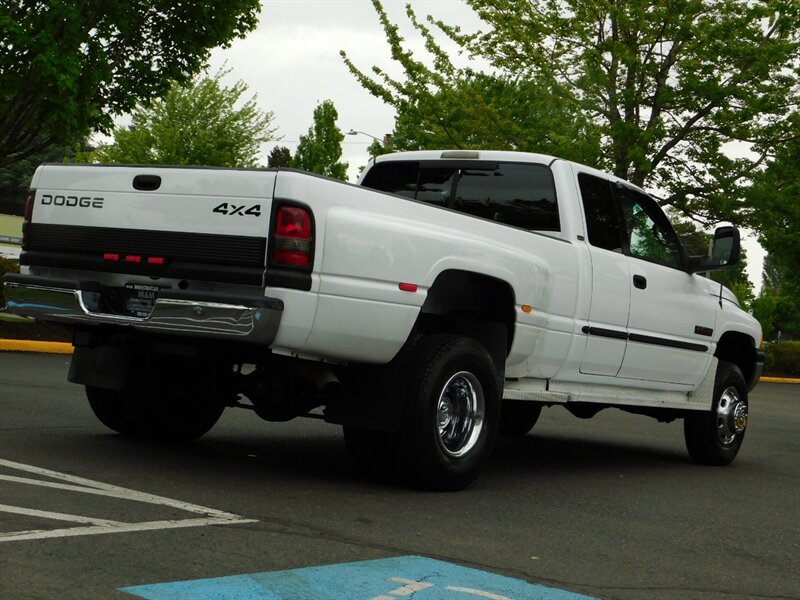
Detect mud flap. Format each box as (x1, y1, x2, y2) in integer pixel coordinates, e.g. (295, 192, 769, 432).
(68, 345, 131, 391)
(327, 321, 506, 432)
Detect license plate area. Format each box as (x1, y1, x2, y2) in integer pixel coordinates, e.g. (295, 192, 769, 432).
(124, 284, 159, 317)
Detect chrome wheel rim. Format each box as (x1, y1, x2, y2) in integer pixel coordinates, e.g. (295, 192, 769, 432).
(716, 386, 747, 446)
(436, 371, 484, 458)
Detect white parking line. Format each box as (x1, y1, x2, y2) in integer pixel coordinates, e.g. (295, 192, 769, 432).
(0, 459, 258, 542)
(0, 504, 123, 526)
(446, 586, 513, 599)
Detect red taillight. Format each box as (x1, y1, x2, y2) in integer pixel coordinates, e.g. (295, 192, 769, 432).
(124, 255, 142, 263)
(21, 192, 34, 246)
(272, 205, 312, 267)
(24, 193, 34, 222)
(147, 256, 165, 265)
(103, 253, 120, 261)
(276, 206, 311, 239)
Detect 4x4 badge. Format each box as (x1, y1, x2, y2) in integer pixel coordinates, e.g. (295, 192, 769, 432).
(213, 203, 261, 217)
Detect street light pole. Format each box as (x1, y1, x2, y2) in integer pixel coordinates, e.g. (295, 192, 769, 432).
(346, 130, 393, 150)
(346, 129, 380, 142)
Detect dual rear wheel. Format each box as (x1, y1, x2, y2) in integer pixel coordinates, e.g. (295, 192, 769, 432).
(345, 334, 502, 491)
(85, 359, 225, 441)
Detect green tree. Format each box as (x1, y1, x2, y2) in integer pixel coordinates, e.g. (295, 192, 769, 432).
(746, 112, 799, 340)
(0, 0, 260, 167)
(745, 112, 800, 292)
(292, 100, 348, 180)
(753, 288, 800, 342)
(0, 141, 89, 215)
(366, 138, 388, 159)
(753, 254, 800, 341)
(267, 146, 293, 168)
(671, 218, 711, 257)
(91, 73, 278, 168)
(342, 0, 799, 226)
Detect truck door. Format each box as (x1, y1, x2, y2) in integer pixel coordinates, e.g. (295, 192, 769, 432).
(613, 186, 715, 385)
(575, 171, 631, 377)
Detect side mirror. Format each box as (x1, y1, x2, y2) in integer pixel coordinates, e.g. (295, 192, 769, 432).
(686, 226, 741, 274)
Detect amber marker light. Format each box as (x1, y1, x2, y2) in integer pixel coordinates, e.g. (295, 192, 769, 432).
(521, 305, 533, 313)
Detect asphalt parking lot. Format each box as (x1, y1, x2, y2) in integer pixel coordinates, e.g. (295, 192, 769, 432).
(1, 351, 798, 599)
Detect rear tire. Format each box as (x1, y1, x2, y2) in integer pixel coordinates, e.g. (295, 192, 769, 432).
(397, 334, 501, 491)
(684, 360, 748, 466)
(129, 372, 225, 441)
(86, 359, 226, 441)
(86, 386, 134, 434)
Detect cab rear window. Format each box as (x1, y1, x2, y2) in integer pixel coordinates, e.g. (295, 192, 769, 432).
(362, 161, 560, 231)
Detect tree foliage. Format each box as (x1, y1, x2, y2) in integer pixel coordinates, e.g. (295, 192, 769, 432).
(744, 111, 799, 340)
(90, 73, 278, 168)
(753, 254, 800, 341)
(0, 141, 87, 215)
(342, 0, 799, 226)
(292, 100, 348, 180)
(267, 146, 293, 168)
(746, 112, 800, 290)
(0, 0, 260, 166)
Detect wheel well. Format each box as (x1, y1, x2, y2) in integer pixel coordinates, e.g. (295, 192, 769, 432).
(715, 331, 757, 384)
(413, 270, 515, 366)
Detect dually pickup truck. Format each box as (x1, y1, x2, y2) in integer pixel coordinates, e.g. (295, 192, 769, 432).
(4, 150, 764, 490)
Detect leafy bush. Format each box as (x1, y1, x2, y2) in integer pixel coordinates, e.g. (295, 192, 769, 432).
(0, 257, 19, 307)
(763, 341, 800, 376)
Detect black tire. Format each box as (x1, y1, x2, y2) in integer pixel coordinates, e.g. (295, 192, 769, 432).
(87, 361, 225, 441)
(684, 360, 748, 466)
(499, 400, 542, 436)
(398, 334, 501, 491)
(129, 376, 225, 441)
(86, 385, 134, 434)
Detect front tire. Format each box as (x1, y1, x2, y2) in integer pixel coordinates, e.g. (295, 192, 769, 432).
(684, 360, 748, 466)
(398, 334, 501, 491)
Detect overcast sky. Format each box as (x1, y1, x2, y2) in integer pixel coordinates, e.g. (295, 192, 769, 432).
(206, 0, 764, 290)
(207, 0, 479, 180)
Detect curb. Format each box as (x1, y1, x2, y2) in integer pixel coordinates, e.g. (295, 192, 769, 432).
(0, 339, 74, 354)
(760, 376, 800, 384)
(2, 339, 799, 384)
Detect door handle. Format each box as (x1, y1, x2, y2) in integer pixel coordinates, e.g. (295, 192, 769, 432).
(633, 274, 647, 289)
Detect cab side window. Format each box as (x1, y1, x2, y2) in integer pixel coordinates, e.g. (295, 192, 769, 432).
(578, 173, 685, 269)
(615, 186, 683, 268)
(578, 173, 624, 251)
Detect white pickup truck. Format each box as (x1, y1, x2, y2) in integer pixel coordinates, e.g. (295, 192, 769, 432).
(3, 150, 764, 490)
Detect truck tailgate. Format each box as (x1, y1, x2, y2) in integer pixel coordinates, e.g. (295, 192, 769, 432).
(24, 165, 276, 286)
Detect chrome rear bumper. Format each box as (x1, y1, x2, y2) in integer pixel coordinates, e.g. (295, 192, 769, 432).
(3, 274, 283, 345)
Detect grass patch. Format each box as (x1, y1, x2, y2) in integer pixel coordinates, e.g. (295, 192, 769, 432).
(0, 213, 23, 240)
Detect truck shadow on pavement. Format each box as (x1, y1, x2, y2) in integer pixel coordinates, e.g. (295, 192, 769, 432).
(60, 415, 692, 493)
(491, 432, 689, 475)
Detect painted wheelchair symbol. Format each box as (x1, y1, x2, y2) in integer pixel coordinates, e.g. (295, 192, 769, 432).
(373, 576, 513, 600)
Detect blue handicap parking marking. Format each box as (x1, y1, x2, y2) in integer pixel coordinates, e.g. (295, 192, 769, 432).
(121, 555, 597, 599)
